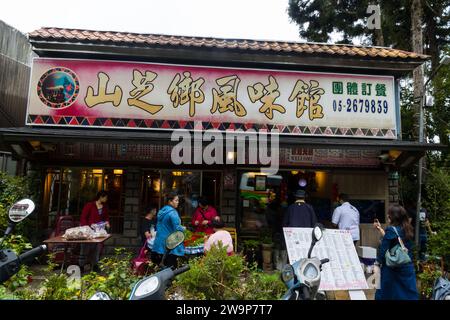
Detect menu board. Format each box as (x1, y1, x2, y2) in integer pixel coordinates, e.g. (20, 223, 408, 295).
(283, 228, 368, 291)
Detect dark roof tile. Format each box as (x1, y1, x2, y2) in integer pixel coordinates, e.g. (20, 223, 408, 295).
(28, 27, 429, 61)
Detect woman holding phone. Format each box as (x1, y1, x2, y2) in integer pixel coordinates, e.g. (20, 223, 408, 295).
(373, 205, 418, 300)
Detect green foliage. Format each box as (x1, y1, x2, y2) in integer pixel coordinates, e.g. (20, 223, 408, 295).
(79, 248, 140, 300)
(242, 271, 286, 300)
(423, 167, 450, 267)
(0, 285, 16, 300)
(260, 229, 273, 245)
(423, 167, 450, 222)
(0, 234, 33, 254)
(2, 265, 32, 292)
(176, 244, 246, 299)
(418, 263, 442, 299)
(4, 249, 143, 300)
(175, 244, 285, 300)
(0, 171, 31, 232)
(36, 274, 80, 300)
(243, 239, 260, 250)
(287, 0, 449, 49)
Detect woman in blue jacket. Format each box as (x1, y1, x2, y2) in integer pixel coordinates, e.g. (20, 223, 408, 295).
(374, 205, 418, 300)
(151, 192, 185, 269)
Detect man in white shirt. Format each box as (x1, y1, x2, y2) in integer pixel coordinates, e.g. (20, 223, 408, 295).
(332, 193, 360, 245)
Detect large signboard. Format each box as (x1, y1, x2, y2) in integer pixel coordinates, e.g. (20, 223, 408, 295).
(27, 58, 397, 139)
(283, 228, 368, 291)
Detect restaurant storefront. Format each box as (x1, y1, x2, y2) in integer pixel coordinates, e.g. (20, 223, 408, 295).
(0, 27, 444, 253)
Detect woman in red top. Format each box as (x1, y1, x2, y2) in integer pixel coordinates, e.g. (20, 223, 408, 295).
(79, 190, 110, 272)
(191, 197, 220, 235)
(80, 190, 110, 228)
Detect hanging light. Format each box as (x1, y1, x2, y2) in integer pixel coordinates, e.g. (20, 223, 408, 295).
(298, 178, 307, 187)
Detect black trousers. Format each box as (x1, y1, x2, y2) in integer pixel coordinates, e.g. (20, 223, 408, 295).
(151, 252, 178, 269)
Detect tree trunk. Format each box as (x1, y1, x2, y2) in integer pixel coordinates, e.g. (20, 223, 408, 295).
(411, 0, 425, 251)
(411, 0, 424, 141)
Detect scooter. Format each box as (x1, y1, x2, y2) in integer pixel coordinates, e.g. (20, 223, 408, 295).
(280, 224, 329, 300)
(0, 199, 47, 284)
(90, 230, 190, 300)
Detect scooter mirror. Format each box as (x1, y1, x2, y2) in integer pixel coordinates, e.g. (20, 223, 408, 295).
(8, 199, 35, 223)
(308, 223, 324, 259)
(281, 264, 295, 283)
(312, 225, 323, 242)
(166, 231, 185, 250)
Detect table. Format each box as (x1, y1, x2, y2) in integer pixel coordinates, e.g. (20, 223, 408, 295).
(44, 235, 112, 272)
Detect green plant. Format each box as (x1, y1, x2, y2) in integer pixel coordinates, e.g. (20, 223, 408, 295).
(175, 244, 246, 299)
(242, 271, 285, 300)
(2, 265, 32, 292)
(260, 229, 273, 245)
(174, 244, 284, 300)
(418, 263, 442, 299)
(0, 235, 34, 295)
(423, 167, 450, 268)
(0, 172, 31, 233)
(80, 248, 140, 300)
(0, 234, 33, 254)
(243, 239, 260, 250)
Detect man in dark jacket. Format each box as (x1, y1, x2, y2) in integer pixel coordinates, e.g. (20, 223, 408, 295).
(282, 190, 317, 228)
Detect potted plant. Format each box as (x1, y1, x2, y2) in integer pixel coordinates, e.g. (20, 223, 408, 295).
(243, 239, 260, 266)
(260, 230, 274, 271)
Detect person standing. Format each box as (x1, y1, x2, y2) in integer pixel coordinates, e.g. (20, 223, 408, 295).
(191, 197, 219, 235)
(331, 193, 360, 246)
(373, 205, 418, 300)
(282, 190, 317, 228)
(79, 190, 110, 272)
(151, 192, 185, 269)
(140, 205, 157, 250)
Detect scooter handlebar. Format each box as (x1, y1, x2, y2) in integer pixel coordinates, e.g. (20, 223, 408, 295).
(19, 245, 47, 264)
(173, 265, 190, 276)
(320, 258, 330, 265)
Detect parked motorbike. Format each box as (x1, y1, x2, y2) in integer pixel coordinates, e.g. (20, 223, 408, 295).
(90, 230, 190, 300)
(280, 224, 329, 300)
(0, 199, 47, 284)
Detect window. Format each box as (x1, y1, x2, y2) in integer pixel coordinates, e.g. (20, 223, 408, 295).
(43, 168, 125, 233)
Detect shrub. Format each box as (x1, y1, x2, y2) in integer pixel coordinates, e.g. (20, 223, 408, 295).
(423, 167, 450, 268)
(0, 172, 30, 233)
(174, 244, 285, 300)
(417, 262, 442, 299)
(176, 244, 246, 299)
(242, 271, 285, 300)
(79, 248, 140, 300)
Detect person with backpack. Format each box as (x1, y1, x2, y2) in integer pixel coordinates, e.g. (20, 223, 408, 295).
(191, 197, 219, 235)
(373, 205, 418, 300)
(282, 190, 317, 228)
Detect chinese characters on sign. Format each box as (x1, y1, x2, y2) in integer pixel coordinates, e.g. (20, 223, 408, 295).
(28, 58, 397, 138)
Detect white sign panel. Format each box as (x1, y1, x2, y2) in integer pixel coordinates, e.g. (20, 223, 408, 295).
(283, 228, 368, 291)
